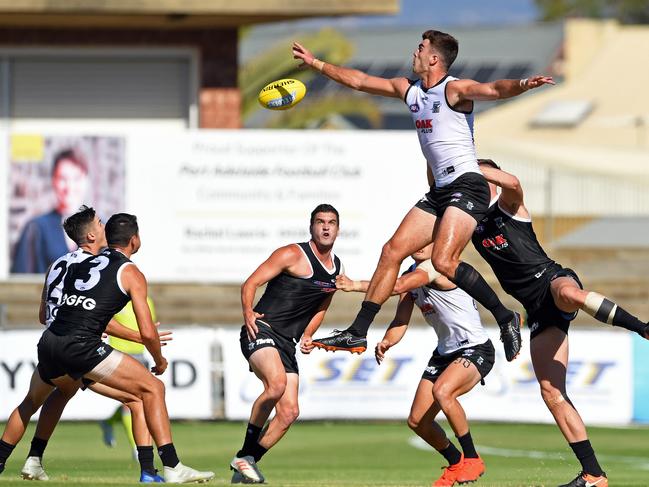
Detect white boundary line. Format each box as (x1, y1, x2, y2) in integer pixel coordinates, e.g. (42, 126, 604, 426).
(408, 436, 649, 470)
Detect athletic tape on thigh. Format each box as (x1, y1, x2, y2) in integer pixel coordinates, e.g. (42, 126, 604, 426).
(583, 292, 617, 324)
(85, 350, 124, 382)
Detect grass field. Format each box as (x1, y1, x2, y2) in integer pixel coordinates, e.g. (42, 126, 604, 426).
(0, 420, 647, 486)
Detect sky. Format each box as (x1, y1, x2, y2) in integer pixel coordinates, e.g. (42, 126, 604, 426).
(278, 0, 540, 29)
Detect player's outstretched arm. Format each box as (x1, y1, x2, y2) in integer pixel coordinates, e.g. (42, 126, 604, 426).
(375, 293, 415, 364)
(448, 75, 554, 104)
(121, 264, 166, 375)
(335, 274, 369, 292)
(241, 244, 301, 340)
(292, 41, 410, 99)
(337, 264, 439, 296)
(300, 294, 334, 354)
(104, 318, 173, 346)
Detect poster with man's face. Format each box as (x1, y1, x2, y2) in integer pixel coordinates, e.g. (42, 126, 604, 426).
(8, 135, 125, 274)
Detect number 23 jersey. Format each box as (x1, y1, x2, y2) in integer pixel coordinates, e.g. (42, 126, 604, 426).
(43, 249, 94, 328)
(49, 247, 133, 337)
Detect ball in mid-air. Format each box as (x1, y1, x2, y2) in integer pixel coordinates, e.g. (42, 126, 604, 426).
(258, 79, 306, 110)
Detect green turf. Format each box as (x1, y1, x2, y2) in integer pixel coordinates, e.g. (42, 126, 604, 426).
(0, 420, 647, 486)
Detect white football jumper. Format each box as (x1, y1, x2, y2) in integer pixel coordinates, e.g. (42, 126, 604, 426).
(405, 76, 480, 187)
(409, 262, 488, 355)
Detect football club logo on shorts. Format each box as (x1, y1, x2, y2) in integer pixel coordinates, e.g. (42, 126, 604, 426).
(409, 103, 420, 113)
(466, 201, 474, 211)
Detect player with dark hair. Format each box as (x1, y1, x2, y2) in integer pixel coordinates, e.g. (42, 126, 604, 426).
(337, 243, 494, 486)
(472, 159, 649, 487)
(230, 204, 342, 484)
(0, 211, 212, 483)
(293, 30, 554, 362)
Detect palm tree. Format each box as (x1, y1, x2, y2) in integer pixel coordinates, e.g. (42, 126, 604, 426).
(240, 27, 383, 129)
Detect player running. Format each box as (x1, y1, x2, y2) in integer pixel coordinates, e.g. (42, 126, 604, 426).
(230, 204, 342, 484)
(293, 30, 553, 361)
(472, 159, 649, 487)
(337, 243, 494, 486)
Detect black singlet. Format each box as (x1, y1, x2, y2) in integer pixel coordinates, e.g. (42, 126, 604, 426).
(254, 242, 341, 341)
(471, 201, 555, 308)
(49, 247, 132, 337)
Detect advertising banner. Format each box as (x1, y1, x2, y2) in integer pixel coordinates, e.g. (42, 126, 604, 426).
(222, 327, 633, 425)
(632, 334, 649, 423)
(7, 134, 125, 275)
(126, 130, 426, 282)
(0, 328, 215, 420)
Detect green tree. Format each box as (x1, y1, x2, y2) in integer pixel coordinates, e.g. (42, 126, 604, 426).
(239, 27, 383, 129)
(535, 0, 649, 23)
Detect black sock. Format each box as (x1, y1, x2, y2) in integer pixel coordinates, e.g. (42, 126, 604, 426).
(569, 440, 603, 477)
(251, 443, 268, 462)
(347, 301, 381, 336)
(27, 437, 48, 459)
(611, 307, 646, 336)
(452, 262, 513, 325)
(137, 446, 155, 474)
(456, 431, 478, 459)
(0, 440, 15, 465)
(237, 423, 263, 458)
(438, 441, 462, 466)
(157, 443, 179, 468)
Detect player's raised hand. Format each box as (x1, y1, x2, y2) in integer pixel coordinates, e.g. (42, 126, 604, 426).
(524, 75, 555, 89)
(375, 339, 391, 365)
(292, 42, 315, 68)
(244, 309, 264, 341)
(152, 356, 168, 375)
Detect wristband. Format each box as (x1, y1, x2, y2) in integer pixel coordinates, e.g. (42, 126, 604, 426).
(312, 58, 325, 72)
(519, 78, 529, 90)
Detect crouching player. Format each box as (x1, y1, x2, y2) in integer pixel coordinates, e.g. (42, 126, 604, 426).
(337, 244, 494, 486)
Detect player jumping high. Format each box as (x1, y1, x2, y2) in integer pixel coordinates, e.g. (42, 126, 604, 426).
(293, 30, 554, 361)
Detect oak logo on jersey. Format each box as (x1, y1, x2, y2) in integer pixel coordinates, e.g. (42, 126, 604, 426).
(481, 234, 509, 250)
(61, 293, 97, 310)
(415, 118, 433, 133)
